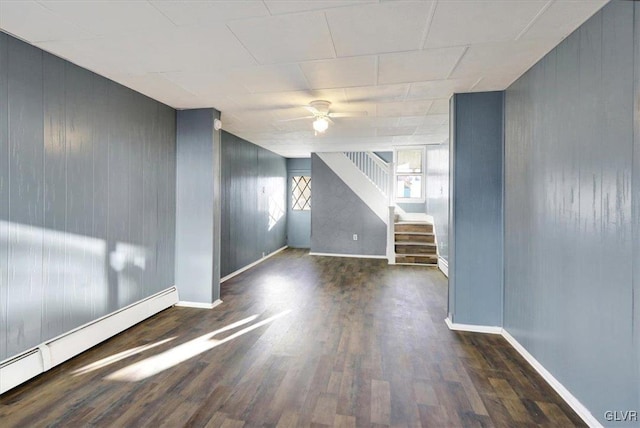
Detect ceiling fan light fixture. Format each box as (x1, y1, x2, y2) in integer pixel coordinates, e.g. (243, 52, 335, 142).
(313, 117, 329, 133)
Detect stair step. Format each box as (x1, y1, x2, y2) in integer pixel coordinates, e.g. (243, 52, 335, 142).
(395, 254, 438, 264)
(394, 222, 433, 234)
(395, 233, 435, 243)
(395, 244, 437, 254)
(396, 241, 436, 248)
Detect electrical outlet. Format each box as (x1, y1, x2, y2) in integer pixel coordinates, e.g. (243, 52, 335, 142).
(352, 234, 358, 241)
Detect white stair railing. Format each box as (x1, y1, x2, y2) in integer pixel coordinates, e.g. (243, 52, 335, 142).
(344, 152, 390, 198)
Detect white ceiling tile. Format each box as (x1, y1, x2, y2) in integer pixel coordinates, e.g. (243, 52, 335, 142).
(345, 84, 409, 103)
(325, 127, 378, 138)
(300, 56, 377, 89)
(376, 100, 433, 117)
(149, 1, 269, 26)
(520, 1, 608, 41)
(377, 126, 416, 137)
(334, 117, 400, 129)
(325, 1, 434, 57)
(397, 116, 426, 127)
(144, 25, 257, 72)
(0, 1, 92, 42)
(162, 71, 251, 98)
(227, 88, 349, 114)
(450, 39, 558, 81)
(378, 47, 466, 85)
(117, 73, 205, 109)
(470, 73, 522, 93)
(232, 64, 310, 93)
(228, 12, 335, 64)
(38, 0, 175, 37)
(264, 0, 376, 15)
(428, 99, 449, 115)
(425, 1, 547, 48)
(420, 114, 449, 127)
(407, 78, 477, 100)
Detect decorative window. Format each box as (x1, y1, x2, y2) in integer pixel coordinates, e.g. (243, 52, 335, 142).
(395, 147, 425, 202)
(291, 176, 311, 210)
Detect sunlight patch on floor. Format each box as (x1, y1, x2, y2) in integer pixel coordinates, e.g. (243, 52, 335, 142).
(105, 310, 291, 382)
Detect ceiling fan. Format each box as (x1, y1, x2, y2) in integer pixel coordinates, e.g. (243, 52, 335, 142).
(279, 100, 367, 135)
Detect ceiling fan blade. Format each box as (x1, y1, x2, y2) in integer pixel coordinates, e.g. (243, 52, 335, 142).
(303, 105, 320, 115)
(328, 111, 368, 118)
(277, 115, 315, 122)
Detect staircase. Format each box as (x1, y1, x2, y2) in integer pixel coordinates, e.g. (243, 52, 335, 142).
(316, 151, 438, 266)
(394, 220, 438, 266)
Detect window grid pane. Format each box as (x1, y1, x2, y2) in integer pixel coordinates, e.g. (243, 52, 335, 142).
(292, 176, 311, 210)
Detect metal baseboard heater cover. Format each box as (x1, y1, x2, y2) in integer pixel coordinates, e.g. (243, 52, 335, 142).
(0, 286, 179, 394)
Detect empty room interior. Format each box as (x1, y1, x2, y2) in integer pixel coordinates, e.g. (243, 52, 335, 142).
(0, 0, 639, 427)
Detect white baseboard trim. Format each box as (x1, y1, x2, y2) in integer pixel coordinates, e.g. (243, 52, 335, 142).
(1, 286, 178, 395)
(438, 257, 448, 277)
(501, 329, 602, 428)
(444, 317, 502, 334)
(176, 299, 223, 309)
(220, 245, 288, 283)
(443, 317, 602, 428)
(309, 252, 387, 259)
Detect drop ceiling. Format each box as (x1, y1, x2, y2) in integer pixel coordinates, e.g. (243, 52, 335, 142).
(0, 0, 608, 157)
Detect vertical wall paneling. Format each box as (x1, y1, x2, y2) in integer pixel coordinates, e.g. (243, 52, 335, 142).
(142, 97, 159, 299)
(175, 109, 216, 304)
(212, 110, 222, 301)
(6, 38, 44, 357)
(106, 83, 130, 312)
(0, 32, 177, 362)
(158, 104, 176, 295)
(448, 98, 456, 318)
(0, 32, 8, 360)
(449, 92, 504, 327)
(65, 64, 95, 327)
(127, 88, 145, 305)
(91, 74, 110, 319)
(42, 53, 66, 339)
(633, 0, 640, 413)
(504, 1, 637, 422)
(220, 131, 287, 278)
(310, 154, 386, 256)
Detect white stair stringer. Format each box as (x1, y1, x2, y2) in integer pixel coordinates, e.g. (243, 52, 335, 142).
(317, 152, 389, 225)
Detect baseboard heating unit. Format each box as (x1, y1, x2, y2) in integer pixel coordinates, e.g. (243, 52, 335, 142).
(0, 286, 179, 394)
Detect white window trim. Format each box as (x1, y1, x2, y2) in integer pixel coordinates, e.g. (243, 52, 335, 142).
(393, 146, 426, 204)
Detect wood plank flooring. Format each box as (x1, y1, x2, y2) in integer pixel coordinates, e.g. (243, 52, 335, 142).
(0, 249, 584, 427)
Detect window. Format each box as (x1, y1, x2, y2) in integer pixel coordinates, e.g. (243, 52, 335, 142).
(291, 176, 311, 210)
(394, 147, 425, 201)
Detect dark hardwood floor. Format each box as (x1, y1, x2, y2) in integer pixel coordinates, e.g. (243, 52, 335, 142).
(0, 249, 584, 427)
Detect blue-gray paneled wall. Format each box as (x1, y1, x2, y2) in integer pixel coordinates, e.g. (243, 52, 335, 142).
(220, 131, 287, 278)
(286, 158, 311, 248)
(311, 154, 386, 256)
(0, 33, 176, 361)
(504, 1, 638, 422)
(426, 141, 449, 263)
(449, 92, 504, 327)
(175, 109, 221, 304)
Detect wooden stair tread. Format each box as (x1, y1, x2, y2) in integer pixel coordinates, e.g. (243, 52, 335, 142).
(396, 253, 437, 257)
(394, 231, 434, 235)
(395, 242, 436, 246)
(395, 263, 438, 266)
(395, 221, 433, 225)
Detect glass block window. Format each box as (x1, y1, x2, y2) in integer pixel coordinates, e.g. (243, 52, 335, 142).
(292, 176, 311, 210)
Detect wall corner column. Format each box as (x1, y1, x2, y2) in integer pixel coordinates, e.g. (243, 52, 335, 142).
(175, 108, 222, 305)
